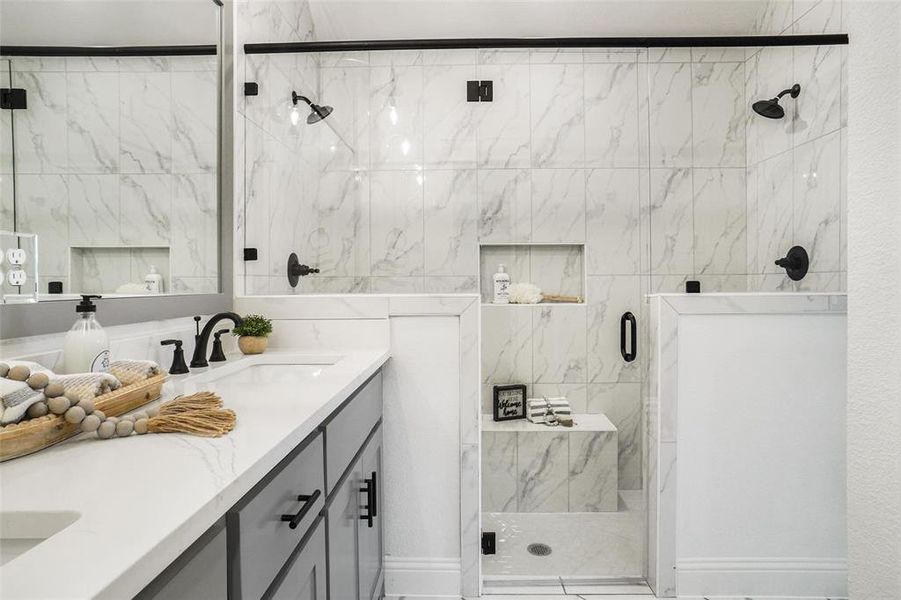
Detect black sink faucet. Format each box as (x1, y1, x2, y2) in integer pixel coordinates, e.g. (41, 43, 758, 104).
(190, 313, 244, 368)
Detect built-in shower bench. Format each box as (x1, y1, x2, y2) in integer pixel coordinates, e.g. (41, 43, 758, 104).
(482, 414, 618, 513)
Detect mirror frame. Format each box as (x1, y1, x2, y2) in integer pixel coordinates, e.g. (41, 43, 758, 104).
(0, 0, 233, 339)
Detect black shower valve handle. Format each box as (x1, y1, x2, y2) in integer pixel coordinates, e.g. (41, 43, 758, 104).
(774, 245, 810, 281)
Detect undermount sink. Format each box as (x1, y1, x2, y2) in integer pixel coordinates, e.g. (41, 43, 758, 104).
(181, 354, 342, 387)
(0, 511, 80, 566)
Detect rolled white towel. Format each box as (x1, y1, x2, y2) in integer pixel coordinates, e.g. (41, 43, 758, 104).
(109, 360, 160, 386)
(0, 378, 45, 424)
(51, 373, 121, 402)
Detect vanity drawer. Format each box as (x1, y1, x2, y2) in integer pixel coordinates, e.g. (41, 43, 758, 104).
(228, 431, 325, 600)
(324, 370, 382, 492)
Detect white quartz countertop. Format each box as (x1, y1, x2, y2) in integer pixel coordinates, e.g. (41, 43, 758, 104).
(0, 348, 390, 600)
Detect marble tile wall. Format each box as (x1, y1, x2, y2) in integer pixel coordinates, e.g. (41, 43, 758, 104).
(746, 0, 847, 292)
(2, 54, 219, 294)
(481, 428, 618, 513)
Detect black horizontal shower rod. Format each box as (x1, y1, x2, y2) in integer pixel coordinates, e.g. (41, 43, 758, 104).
(0, 45, 216, 57)
(244, 34, 848, 54)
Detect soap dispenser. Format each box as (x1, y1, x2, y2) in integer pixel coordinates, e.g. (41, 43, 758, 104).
(143, 265, 163, 294)
(492, 264, 510, 304)
(63, 295, 110, 374)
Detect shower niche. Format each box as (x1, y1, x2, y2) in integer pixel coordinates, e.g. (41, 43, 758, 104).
(479, 244, 585, 305)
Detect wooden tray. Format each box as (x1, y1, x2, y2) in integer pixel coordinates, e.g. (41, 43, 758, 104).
(0, 373, 168, 462)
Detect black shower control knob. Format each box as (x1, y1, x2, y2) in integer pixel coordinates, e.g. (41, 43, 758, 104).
(774, 246, 810, 281)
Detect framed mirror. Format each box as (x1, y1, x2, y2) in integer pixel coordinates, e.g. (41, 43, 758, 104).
(0, 0, 222, 301)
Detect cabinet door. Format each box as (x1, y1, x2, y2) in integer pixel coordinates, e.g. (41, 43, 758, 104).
(326, 455, 362, 600)
(135, 521, 226, 600)
(266, 516, 327, 600)
(358, 427, 383, 600)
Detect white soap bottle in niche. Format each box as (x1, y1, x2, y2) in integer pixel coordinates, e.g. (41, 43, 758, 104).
(493, 264, 510, 304)
(64, 295, 110, 374)
(143, 265, 163, 294)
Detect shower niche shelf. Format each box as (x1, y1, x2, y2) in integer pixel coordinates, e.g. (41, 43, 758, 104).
(479, 243, 585, 305)
(69, 246, 170, 294)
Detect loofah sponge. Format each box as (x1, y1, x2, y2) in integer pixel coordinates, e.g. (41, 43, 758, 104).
(508, 283, 543, 304)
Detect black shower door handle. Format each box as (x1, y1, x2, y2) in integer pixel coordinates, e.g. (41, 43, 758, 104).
(620, 311, 637, 362)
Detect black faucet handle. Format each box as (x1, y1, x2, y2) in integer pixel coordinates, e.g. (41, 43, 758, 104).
(193, 316, 202, 336)
(160, 339, 190, 375)
(214, 328, 230, 339)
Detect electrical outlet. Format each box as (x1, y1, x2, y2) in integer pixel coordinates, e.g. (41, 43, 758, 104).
(7, 268, 26, 286)
(6, 248, 26, 265)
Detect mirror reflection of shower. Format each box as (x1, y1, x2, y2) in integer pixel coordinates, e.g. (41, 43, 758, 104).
(290, 90, 355, 154)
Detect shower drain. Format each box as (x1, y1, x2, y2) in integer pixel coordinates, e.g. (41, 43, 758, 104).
(527, 542, 552, 556)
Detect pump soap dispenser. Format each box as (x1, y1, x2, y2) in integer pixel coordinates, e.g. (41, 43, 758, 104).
(63, 295, 111, 374)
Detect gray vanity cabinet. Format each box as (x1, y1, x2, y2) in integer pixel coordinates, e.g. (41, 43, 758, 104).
(325, 426, 384, 600)
(266, 517, 328, 600)
(137, 370, 384, 600)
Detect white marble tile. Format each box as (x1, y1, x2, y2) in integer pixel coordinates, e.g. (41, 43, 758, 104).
(171, 70, 217, 174)
(118, 174, 171, 245)
(697, 274, 750, 292)
(129, 248, 170, 290)
(15, 174, 69, 276)
(532, 304, 587, 384)
(692, 62, 745, 167)
(481, 304, 532, 384)
(10, 57, 66, 72)
(369, 65, 423, 169)
(649, 168, 694, 274)
(119, 72, 172, 173)
(481, 431, 518, 512)
(67, 174, 120, 246)
(569, 430, 618, 511)
(16, 72, 68, 173)
(531, 169, 586, 243)
(242, 122, 272, 278)
(478, 169, 531, 243)
(423, 276, 479, 294)
(752, 47, 794, 161)
(754, 0, 793, 34)
(319, 67, 371, 172)
(691, 47, 746, 63)
(517, 431, 569, 512)
(318, 51, 369, 69)
(423, 170, 479, 276)
(530, 49, 583, 64)
(529, 245, 584, 300)
(693, 168, 747, 275)
(794, 131, 841, 274)
(423, 65, 478, 169)
(117, 56, 170, 73)
(793, 0, 843, 34)
(369, 50, 422, 67)
(586, 168, 642, 275)
(648, 62, 692, 167)
(583, 49, 640, 64)
(70, 247, 132, 293)
(370, 170, 424, 276)
(840, 127, 847, 274)
(755, 152, 793, 274)
(476, 64, 531, 168)
(530, 64, 584, 168)
(421, 49, 477, 66)
(368, 277, 424, 293)
(310, 170, 369, 277)
(793, 45, 842, 146)
(587, 275, 642, 383)
(588, 382, 642, 490)
(171, 174, 217, 278)
(584, 62, 641, 168)
(648, 48, 692, 63)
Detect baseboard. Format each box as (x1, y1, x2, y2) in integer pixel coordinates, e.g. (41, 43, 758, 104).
(384, 556, 462, 597)
(676, 557, 848, 597)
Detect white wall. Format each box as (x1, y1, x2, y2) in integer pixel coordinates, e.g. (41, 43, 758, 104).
(846, 2, 901, 598)
(676, 312, 847, 597)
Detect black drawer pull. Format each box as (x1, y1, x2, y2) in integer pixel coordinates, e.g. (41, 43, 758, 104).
(280, 489, 321, 530)
(620, 311, 637, 362)
(360, 471, 377, 528)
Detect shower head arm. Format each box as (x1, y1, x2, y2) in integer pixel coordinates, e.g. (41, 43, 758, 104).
(291, 91, 313, 107)
(775, 83, 802, 100)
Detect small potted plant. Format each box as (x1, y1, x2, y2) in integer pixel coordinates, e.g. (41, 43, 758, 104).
(233, 314, 273, 355)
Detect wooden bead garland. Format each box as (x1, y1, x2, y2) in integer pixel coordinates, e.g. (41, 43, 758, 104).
(2, 365, 236, 440)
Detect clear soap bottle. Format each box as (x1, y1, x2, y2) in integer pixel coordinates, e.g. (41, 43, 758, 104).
(493, 264, 510, 304)
(63, 295, 110, 374)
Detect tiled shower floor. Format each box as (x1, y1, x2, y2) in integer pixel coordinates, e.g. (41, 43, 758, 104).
(481, 490, 645, 580)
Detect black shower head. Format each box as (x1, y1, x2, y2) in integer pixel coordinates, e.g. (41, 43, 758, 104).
(752, 83, 801, 119)
(291, 91, 333, 124)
